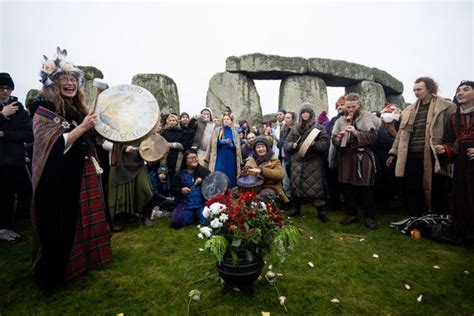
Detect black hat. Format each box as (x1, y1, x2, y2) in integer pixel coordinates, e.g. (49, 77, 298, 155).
(0, 73, 14, 90)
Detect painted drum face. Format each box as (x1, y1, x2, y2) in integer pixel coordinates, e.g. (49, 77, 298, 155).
(95, 84, 160, 143)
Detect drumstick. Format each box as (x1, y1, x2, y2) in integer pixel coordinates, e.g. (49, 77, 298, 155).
(295, 136, 302, 145)
(90, 78, 109, 114)
(190, 178, 203, 190)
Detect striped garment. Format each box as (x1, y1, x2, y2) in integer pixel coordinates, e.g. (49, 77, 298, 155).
(408, 103, 429, 153)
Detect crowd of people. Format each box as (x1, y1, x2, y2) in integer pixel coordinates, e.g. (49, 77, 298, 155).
(0, 48, 473, 290)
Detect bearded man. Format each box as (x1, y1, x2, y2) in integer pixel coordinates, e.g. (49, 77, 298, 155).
(332, 93, 381, 229)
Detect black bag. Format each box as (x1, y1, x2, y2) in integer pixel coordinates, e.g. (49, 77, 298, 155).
(390, 214, 463, 244)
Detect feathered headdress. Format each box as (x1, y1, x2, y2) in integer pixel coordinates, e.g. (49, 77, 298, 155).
(40, 47, 84, 86)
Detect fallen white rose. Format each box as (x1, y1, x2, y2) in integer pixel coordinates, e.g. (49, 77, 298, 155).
(308, 262, 314, 268)
(330, 298, 340, 304)
(417, 294, 423, 302)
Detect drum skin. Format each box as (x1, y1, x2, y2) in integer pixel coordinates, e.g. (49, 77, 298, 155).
(95, 84, 160, 143)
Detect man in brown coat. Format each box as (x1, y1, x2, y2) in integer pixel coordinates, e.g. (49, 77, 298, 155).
(387, 77, 455, 215)
(332, 93, 380, 229)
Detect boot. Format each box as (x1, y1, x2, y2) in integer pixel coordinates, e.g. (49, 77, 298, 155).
(317, 206, 330, 223)
(288, 202, 301, 217)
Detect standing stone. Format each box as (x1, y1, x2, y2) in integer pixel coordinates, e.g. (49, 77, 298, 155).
(132, 74, 180, 114)
(206, 72, 262, 127)
(345, 81, 386, 112)
(279, 75, 328, 115)
(386, 94, 406, 108)
(77, 66, 104, 107)
(25, 89, 41, 111)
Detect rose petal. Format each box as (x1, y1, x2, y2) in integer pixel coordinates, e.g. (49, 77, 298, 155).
(404, 284, 411, 290)
(308, 261, 314, 268)
(309, 236, 314, 240)
(417, 294, 423, 302)
(268, 264, 273, 270)
(433, 265, 440, 269)
(372, 254, 379, 258)
(330, 298, 340, 304)
(359, 238, 365, 242)
(198, 248, 204, 252)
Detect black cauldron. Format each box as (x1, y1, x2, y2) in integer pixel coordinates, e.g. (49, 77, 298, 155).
(217, 253, 264, 295)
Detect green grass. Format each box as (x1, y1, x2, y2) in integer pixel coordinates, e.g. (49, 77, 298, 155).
(1, 208, 473, 315)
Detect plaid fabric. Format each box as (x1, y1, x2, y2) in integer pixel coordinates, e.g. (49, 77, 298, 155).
(66, 157, 112, 280)
(32, 106, 68, 193)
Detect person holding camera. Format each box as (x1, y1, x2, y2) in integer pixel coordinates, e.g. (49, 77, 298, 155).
(0, 73, 33, 241)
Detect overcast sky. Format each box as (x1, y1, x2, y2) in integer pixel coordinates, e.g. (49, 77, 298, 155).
(1, 0, 473, 118)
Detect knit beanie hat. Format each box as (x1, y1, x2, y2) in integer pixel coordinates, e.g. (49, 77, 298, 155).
(0, 73, 14, 90)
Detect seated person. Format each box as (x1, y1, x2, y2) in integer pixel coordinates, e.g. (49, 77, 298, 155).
(241, 136, 289, 204)
(170, 149, 210, 229)
(151, 166, 176, 212)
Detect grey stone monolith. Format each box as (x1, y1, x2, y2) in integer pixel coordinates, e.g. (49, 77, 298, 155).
(279, 75, 328, 115)
(206, 72, 262, 127)
(132, 74, 180, 114)
(345, 81, 387, 112)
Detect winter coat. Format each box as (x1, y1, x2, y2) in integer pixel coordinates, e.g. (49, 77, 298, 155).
(284, 124, 329, 199)
(332, 111, 380, 187)
(389, 96, 455, 209)
(0, 97, 33, 165)
(244, 156, 289, 203)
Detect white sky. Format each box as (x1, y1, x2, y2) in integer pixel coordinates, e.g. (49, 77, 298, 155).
(1, 0, 473, 119)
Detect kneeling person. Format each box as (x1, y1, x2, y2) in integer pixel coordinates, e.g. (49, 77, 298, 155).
(242, 136, 289, 204)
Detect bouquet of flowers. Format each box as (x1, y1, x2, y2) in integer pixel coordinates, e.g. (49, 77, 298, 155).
(198, 191, 300, 264)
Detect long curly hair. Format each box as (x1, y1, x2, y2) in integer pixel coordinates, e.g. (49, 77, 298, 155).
(41, 82, 88, 118)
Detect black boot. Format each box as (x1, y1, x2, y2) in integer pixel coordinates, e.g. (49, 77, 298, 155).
(289, 202, 301, 217)
(317, 205, 330, 223)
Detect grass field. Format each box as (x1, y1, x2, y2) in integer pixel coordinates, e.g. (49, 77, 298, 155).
(1, 208, 473, 315)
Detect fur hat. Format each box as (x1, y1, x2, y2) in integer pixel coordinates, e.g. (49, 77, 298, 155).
(0, 73, 14, 90)
(40, 47, 84, 87)
(299, 102, 315, 119)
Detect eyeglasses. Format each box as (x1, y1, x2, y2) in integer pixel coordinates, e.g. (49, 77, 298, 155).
(0, 86, 12, 92)
(58, 77, 78, 84)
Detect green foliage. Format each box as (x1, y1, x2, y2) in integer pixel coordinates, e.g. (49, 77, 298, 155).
(204, 235, 228, 263)
(1, 210, 474, 315)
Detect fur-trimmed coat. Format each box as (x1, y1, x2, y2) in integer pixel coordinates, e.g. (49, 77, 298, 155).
(389, 96, 455, 210)
(332, 110, 380, 187)
(244, 157, 289, 203)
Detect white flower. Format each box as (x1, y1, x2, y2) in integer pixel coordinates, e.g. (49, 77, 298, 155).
(331, 298, 340, 304)
(279, 296, 286, 305)
(219, 213, 229, 222)
(210, 218, 223, 228)
(199, 226, 212, 237)
(61, 121, 71, 129)
(197, 233, 204, 239)
(202, 207, 210, 218)
(266, 271, 275, 279)
(210, 203, 225, 216)
(260, 202, 266, 209)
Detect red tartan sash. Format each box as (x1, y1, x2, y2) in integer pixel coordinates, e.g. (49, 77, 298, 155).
(66, 158, 112, 280)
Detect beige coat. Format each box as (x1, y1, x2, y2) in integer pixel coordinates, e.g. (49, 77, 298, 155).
(389, 96, 455, 209)
(244, 157, 289, 203)
(205, 127, 242, 177)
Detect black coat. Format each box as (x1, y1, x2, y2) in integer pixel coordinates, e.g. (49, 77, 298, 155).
(0, 96, 33, 165)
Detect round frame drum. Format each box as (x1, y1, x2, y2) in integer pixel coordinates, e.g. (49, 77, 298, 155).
(237, 175, 263, 194)
(202, 171, 230, 200)
(94, 84, 160, 143)
(139, 133, 169, 162)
